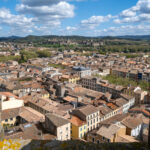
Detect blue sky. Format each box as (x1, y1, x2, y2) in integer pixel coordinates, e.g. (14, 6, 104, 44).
(0, 0, 150, 36)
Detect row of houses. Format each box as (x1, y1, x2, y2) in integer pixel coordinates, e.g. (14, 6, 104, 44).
(111, 68, 150, 82)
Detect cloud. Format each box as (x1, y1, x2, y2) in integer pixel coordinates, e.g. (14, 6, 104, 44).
(0, 0, 76, 36)
(21, 0, 61, 7)
(0, 8, 34, 35)
(16, 1, 75, 27)
(80, 15, 112, 29)
(1, 0, 150, 36)
(120, 9, 136, 18)
(21, 0, 84, 7)
(0, 0, 78, 36)
(114, 0, 150, 23)
(66, 26, 77, 31)
(95, 25, 150, 36)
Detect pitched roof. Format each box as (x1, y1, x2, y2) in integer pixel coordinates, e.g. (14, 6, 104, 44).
(98, 105, 112, 115)
(100, 113, 128, 125)
(116, 135, 139, 143)
(0, 92, 19, 99)
(78, 105, 99, 116)
(122, 115, 143, 129)
(114, 98, 128, 107)
(97, 124, 121, 139)
(19, 107, 45, 123)
(63, 96, 77, 102)
(1, 107, 21, 120)
(70, 116, 86, 126)
(46, 113, 69, 127)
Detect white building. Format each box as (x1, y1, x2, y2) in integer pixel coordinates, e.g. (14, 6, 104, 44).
(0, 92, 24, 110)
(120, 94, 135, 112)
(72, 105, 100, 132)
(122, 115, 143, 138)
(43, 113, 71, 141)
(72, 66, 91, 77)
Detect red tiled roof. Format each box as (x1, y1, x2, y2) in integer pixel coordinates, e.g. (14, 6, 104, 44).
(70, 115, 86, 126)
(0, 92, 19, 99)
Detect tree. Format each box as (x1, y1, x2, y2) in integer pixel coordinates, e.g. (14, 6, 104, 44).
(37, 50, 51, 58)
(19, 50, 38, 63)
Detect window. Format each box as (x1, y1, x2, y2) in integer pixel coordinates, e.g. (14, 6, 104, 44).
(92, 138, 95, 143)
(60, 136, 62, 140)
(60, 130, 62, 134)
(10, 118, 13, 121)
(80, 133, 82, 138)
(107, 139, 110, 143)
(84, 126, 86, 129)
(102, 137, 105, 140)
(91, 120, 92, 124)
(66, 127, 68, 131)
(88, 121, 89, 126)
(97, 140, 100, 144)
(80, 127, 82, 131)
(5, 119, 8, 122)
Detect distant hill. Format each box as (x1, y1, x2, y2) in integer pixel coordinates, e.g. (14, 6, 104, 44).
(114, 35, 150, 40)
(1, 35, 150, 42)
(97, 35, 150, 40)
(0, 36, 22, 42)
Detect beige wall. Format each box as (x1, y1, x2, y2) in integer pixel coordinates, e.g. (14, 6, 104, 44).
(114, 127, 126, 142)
(87, 125, 126, 143)
(2, 100, 24, 110)
(1, 95, 24, 110)
(57, 123, 71, 141)
(2, 117, 16, 126)
(86, 111, 100, 131)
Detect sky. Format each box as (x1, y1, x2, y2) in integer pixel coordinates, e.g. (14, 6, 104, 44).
(0, 0, 150, 36)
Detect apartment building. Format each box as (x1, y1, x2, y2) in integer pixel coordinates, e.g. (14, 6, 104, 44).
(0, 92, 24, 110)
(72, 66, 92, 77)
(87, 124, 126, 143)
(111, 68, 150, 82)
(60, 75, 80, 84)
(121, 115, 143, 138)
(78, 77, 125, 97)
(27, 65, 52, 73)
(43, 113, 71, 141)
(72, 105, 100, 132)
(70, 115, 87, 139)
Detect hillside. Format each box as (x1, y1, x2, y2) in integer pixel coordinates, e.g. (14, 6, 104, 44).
(1, 35, 150, 43)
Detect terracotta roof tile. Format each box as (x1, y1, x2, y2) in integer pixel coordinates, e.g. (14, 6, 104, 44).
(70, 116, 86, 126)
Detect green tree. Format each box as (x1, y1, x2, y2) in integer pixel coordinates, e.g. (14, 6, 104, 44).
(37, 50, 51, 58)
